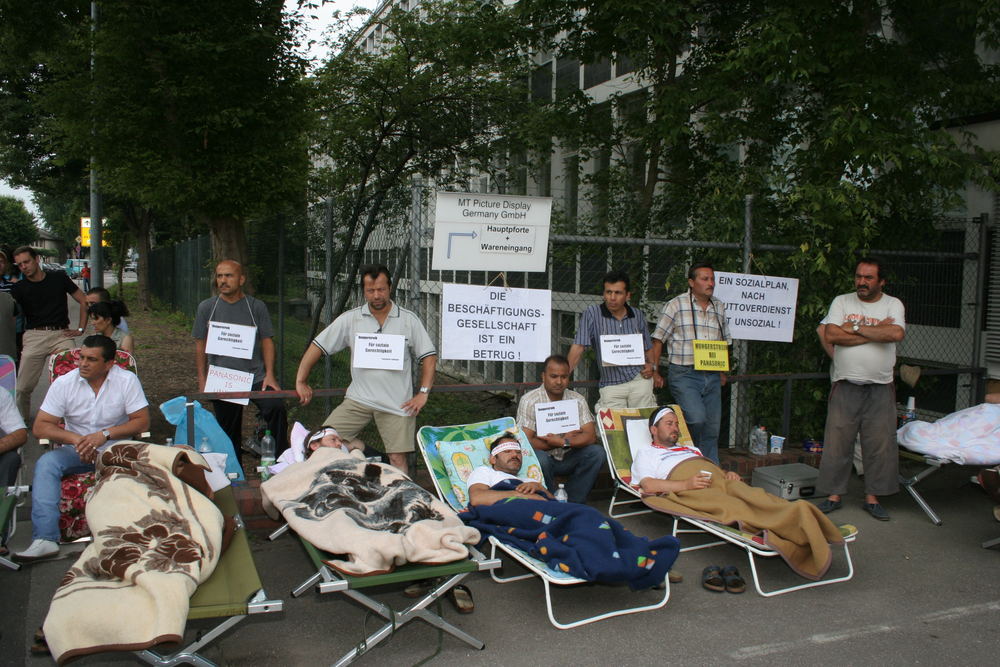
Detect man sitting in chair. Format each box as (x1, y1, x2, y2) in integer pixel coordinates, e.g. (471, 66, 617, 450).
(14, 335, 150, 563)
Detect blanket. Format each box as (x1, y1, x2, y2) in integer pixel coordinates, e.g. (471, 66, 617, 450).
(261, 448, 480, 575)
(459, 481, 679, 590)
(898, 403, 1000, 465)
(642, 459, 843, 580)
(43, 443, 230, 665)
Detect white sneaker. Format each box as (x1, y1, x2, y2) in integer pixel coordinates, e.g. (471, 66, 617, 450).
(13, 539, 60, 562)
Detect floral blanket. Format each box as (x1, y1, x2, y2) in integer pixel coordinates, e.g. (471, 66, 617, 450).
(43, 443, 232, 665)
(261, 448, 480, 575)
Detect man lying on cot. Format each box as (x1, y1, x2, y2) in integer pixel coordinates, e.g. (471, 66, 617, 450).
(634, 406, 844, 581)
(463, 430, 680, 588)
(302, 426, 384, 462)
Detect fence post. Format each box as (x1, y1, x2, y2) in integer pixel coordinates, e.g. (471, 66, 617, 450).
(410, 178, 422, 320)
(324, 197, 334, 413)
(972, 213, 989, 405)
(277, 212, 286, 386)
(729, 194, 755, 450)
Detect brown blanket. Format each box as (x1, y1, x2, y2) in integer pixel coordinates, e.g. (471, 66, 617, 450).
(43, 443, 230, 665)
(643, 459, 844, 580)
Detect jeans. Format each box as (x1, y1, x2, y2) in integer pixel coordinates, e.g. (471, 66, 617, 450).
(535, 444, 605, 504)
(31, 446, 94, 542)
(667, 363, 722, 464)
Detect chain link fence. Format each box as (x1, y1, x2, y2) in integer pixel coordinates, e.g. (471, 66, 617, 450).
(150, 186, 990, 451)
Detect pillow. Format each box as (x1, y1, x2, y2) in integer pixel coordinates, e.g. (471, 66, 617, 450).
(437, 429, 545, 509)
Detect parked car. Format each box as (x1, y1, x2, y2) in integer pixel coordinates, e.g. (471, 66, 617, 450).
(124, 261, 137, 273)
(42, 262, 66, 274)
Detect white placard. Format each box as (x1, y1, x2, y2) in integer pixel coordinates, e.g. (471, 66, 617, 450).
(352, 333, 405, 370)
(204, 320, 257, 359)
(432, 192, 552, 272)
(205, 365, 253, 405)
(713, 272, 799, 343)
(599, 333, 645, 366)
(534, 399, 581, 436)
(441, 284, 551, 362)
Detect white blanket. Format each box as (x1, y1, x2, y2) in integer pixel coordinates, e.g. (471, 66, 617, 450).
(898, 403, 1000, 465)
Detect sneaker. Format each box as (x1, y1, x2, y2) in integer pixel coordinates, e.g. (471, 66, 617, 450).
(817, 499, 842, 514)
(13, 539, 60, 562)
(863, 502, 890, 521)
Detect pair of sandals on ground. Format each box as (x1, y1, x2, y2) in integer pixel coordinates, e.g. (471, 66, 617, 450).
(403, 579, 474, 613)
(701, 565, 746, 594)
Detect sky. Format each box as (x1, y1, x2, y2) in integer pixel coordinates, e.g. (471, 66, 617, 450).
(1, 1, 382, 224)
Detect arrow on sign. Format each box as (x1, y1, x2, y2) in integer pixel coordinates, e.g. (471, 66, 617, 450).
(447, 231, 477, 258)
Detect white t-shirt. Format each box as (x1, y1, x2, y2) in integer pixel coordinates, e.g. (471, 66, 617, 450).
(39, 365, 149, 451)
(631, 444, 704, 484)
(824, 292, 905, 385)
(0, 389, 26, 437)
(466, 466, 522, 489)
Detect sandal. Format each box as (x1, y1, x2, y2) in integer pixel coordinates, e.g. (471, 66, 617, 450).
(721, 565, 746, 594)
(701, 565, 725, 592)
(30, 627, 50, 656)
(403, 579, 434, 598)
(448, 585, 475, 614)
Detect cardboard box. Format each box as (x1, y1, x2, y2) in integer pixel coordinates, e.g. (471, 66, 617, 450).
(751, 463, 819, 500)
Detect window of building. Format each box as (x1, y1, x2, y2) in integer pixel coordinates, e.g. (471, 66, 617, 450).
(583, 57, 612, 88)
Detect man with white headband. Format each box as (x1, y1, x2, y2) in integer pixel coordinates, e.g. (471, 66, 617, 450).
(302, 426, 374, 459)
(467, 431, 554, 506)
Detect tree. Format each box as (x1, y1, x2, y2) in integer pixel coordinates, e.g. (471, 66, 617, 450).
(308, 0, 534, 332)
(0, 195, 38, 248)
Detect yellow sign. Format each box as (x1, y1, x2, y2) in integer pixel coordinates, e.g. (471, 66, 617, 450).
(79, 217, 110, 247)
(693, 340, 729, 372)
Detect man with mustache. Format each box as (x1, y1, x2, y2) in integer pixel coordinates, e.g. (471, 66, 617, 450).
(816, 257, 905, 521)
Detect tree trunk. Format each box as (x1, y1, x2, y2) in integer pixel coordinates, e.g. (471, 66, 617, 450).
(208, 215, 250, 290)
(123, 203, 154, 311)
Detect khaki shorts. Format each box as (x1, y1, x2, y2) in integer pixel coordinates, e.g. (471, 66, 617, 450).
(324, 397, 416, 454)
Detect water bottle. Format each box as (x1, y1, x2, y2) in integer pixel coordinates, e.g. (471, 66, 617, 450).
(904, 397, 917, 422)
(198, 437, 212, 454)
(554, 483, 568, 503)
(260, 430, 276, 481)
(165, 437, 174, 447)
(750, 426, 768, 455)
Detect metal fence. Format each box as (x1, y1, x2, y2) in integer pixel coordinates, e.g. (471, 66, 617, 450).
(150, 186, 990, 450)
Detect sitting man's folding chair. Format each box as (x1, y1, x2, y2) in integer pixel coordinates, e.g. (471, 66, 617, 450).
(266, 452, 501, 666)
(417, 416, 670, 630)
(598, 406, 858, 597)
(134, 484, 283, 667)
(0, 353, 26, 570)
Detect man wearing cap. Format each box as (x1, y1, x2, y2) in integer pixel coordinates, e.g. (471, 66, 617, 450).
(567, 270, 657, 410)
(295, 264, 436, 476)
(516, 354, 604, 504)
(467, 431, 554, 507)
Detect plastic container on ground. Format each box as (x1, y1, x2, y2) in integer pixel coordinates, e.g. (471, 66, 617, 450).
(554, 483, 568, 502)
(260, 430, 276, 481)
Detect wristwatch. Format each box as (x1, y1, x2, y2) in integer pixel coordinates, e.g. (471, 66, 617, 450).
(852, 323, 860, 333)
(418, 386, 430, 394)
(563, 437, 571, 448)
(77, 327, 84, 333)
(102, 429, 112, 440)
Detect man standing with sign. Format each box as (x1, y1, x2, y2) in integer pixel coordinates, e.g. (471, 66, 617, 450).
(816, 257, 905, 522)
(516, 354, 603, 503)
(294, 265, 436, 476)
(567, 271, 656, 409)
(651, 262, 731, 464)
(193, 260, 288, 459)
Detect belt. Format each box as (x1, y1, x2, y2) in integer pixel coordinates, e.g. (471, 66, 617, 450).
(28, 325, 67, 331)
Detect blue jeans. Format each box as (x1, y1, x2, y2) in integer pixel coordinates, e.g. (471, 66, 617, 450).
(535, 444, 605, 504)
(31, 446, 94, 542)
(668, 364, 722, 464)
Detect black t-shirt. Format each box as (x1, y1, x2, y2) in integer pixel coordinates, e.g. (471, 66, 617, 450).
(11, 270, 78, 328)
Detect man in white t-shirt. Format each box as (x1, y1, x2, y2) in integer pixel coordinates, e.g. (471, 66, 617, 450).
(816, 258, 905, 522)
(14, 335, 150, 563)
(467, 431, 554, 507)
(632, 407, 741, 494)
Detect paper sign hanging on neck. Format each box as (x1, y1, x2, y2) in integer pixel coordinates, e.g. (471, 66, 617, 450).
(534, 399, 581, 436)
(352, 333, 405, 370)
(205, 321, 256, 360)
(205, 365, 253, 405)
(599, 334, 645, 366)
(693, 340, 729, 371)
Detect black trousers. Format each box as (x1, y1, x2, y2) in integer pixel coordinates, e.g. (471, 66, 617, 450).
(212, 381, 289, 458)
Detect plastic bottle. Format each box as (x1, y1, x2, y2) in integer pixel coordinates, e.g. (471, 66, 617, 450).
(198, 437, 212, 454)
(554, 483, 568, 503)
(903, 396, 917, 422)
(165, 437, 174, 447)
(260, 430, 276, 481)
(750, 426, 768, 455)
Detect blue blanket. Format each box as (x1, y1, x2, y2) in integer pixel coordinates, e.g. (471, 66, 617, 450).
(459, 481, 679, 590)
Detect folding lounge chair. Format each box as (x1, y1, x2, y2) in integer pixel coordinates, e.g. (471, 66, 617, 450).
(269, 508, 501, 665)
(134, 484, 283, 667)
(417, 416, 670, 630)
(0, 354, 25, 570)
(597, 406, 858, 597)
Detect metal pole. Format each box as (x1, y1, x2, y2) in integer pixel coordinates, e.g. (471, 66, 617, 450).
(409, 179, 422, 319)
(277, 213, 285, 386)
(742, 194, 753, 273)
(731, 194, 754, 449)
(89, 1, 103, 288)
(324, 197, 334, 414)
(971, 213, 989, 404)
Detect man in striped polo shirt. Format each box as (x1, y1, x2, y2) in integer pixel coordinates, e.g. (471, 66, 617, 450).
(567, 270, 656, 410)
